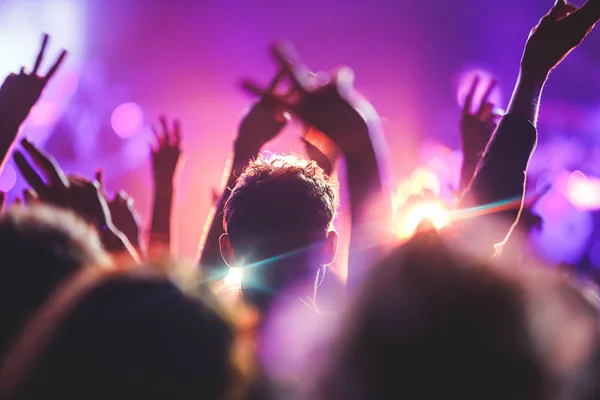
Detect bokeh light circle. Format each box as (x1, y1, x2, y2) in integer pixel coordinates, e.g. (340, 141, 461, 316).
(0, 164, 17, 192)
(111, 102, 144, 138)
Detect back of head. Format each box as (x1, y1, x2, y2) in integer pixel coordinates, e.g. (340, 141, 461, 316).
(223, 154, 337, 306)
(0, 206, 107, 357)
(2, 264, 250, 400)
(319, 231, 596, 400)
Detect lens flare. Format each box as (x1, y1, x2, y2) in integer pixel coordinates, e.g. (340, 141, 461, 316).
(223, 267, 243, 289)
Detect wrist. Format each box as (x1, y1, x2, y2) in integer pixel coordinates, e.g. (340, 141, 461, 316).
(153, 176, 174, 190)
(232, 143, 259, 166)
(517, 66, 548, 89)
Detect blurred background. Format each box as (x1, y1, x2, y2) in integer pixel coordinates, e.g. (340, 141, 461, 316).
(2, 0, 600, 270)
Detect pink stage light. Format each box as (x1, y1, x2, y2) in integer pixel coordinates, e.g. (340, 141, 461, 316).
(111, 102, 144, 138)
(0, 164, 17, 192)
(566, 171, 600, 210)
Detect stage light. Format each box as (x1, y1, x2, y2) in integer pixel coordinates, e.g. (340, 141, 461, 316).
(111, 102, 144, 138)
(394, 167, 442, 210)
(411, 167, 441, 196)
(396, 202, 449, 240)
(0, 164, 17, 192)
(223, 267, 243, 289)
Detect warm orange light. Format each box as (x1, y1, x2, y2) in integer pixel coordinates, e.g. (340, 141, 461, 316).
(396, 202, 449, 240)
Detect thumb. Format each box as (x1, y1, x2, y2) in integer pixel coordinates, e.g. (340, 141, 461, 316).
(549, 0, 567, 18)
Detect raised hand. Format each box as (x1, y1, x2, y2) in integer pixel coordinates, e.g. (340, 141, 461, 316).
(96, 170, 142, 250)
(13, 138, 109, 228)
(235, 70, 288, 157)
(149, 116, 183, 255)
(0, 34, 67, 124)
(461, 76, 499, 160)
(243, 42, 379, 156)
(13, 139, 138, 258)
(151, 116, 183, 186)
(459, 76, 501, 191)
(522, 0, 600, 78)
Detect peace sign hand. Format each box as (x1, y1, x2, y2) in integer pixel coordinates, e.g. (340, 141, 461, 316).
(0, 34, 67, 124)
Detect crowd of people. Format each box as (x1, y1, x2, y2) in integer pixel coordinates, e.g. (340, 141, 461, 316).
(0, 0, 599, 399)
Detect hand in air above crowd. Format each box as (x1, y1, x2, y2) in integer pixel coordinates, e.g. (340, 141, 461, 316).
(0, 34, 67, 125)
(243, 42, 380, 156)
(522, 0, 600, 78)
(151, 116, 183, 187)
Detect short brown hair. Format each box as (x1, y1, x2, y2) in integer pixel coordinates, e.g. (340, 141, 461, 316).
(224, 154, 337, 262)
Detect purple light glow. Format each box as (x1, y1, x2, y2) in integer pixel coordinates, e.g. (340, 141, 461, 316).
(0, 164, 17, 192)
(111, 102, 144, 138)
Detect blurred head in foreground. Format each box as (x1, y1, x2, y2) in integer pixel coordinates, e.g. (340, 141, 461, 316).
(318, 231, 599, 400)
(221, 154, 338, 312)
(0, 205, 109, 358)
(0, 262, 257, 400)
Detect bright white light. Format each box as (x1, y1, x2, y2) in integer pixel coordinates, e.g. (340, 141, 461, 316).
(0, 0, 85, 144)
(393, 167, 442, 210)
(396, 202, 449, 240)
(0, 0, 85, 78)
(566, 171, 600, 210)
(224, 267, 243, 289)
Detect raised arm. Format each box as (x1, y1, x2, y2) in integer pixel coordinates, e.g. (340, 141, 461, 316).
(458, 0, 600, 252)
(459, 76, 500, 193)
(198, 74, 287, 276)
(13, 138, 139, 261)
(243, 44, 393, 289)
(0, 34, 66, 170)
(95, 170, 143, 256)
(149, 116, 183, 255)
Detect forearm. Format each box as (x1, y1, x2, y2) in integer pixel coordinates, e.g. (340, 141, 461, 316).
(0, 117, 25, 171)
(459, 155, 480, 193)
(458, 70, 543, 249)
(506, 69, 546, 126)
(343, 129, 393, 289)
(149, 181, 175, 252)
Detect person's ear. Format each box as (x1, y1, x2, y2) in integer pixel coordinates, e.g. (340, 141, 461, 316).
(219, 233, 238, 267)
(321, 230, 339, 266)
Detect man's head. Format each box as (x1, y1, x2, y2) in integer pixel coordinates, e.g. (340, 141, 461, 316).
(319, 231, 598, 400)
(0, 205, 108, 356)
(1, 265, 253, 400)
(220, 154, 338, 306)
